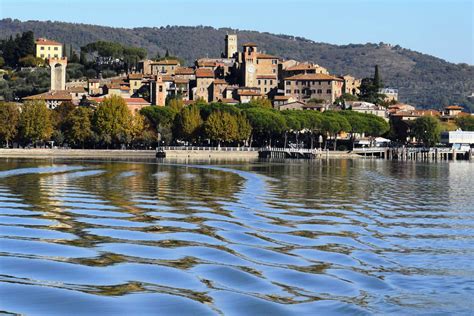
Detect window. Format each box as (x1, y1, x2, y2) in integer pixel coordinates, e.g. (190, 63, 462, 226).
(54, 47, 58, 51)
(327, 89, 331, 94)
(270, 80, 273, 85)
(159, 86, 163, 92)
(264, 88, 267, 93)
(319, 81, 321, 85)
(294, 89, 299, 94)
(286, 81, 290, 85)
(258, 80, 261, 85)
(40, 54, 44, 58)
(40, 47, 44, 50)
(54, 54, 58, 57)
(48, 47, 50, 50)
(317, 89, 322, 94)
(272, 69, 276, 73)
(286, 89, 291, 94)
(264, 80, 267, 85)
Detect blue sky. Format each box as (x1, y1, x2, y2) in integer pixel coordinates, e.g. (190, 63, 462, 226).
(1, 0, 473, 64)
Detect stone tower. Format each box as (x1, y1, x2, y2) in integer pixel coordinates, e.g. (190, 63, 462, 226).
(225, 34, 238, 59)
(49, 57, 67, 91)
(242, 43, 258, 87)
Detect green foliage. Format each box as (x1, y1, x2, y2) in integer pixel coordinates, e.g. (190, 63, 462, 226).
(335, 93, 358, 104)
(166, 97, 185, 112)
(19, 100, 53, 144)
(18, 55, 44, 67)
(359, 67, 386, 105)
(65, 106, 94, 147)
(204, 110, 238, 145)
(93, 95, 134, 147)
(455, 116, 474, 131)
(0, 68, 50, 101)
(0, 31, 35, 68)
(244, 107, 286, 145)
(140, 106, 178, 129)
(248, 98, 273, 108)
(412, 116, 441, 146)
(174, 105, 203, 143)
(0, 102, 20, 147)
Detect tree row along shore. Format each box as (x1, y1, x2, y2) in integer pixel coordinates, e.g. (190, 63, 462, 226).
(0, 96, 392, 150)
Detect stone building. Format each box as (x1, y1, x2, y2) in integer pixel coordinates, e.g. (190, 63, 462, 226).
(150, 59, 181, 75)
(341, 75, 361, 96)
(284, 73, 344, 103)
(194, 68, 215, 102)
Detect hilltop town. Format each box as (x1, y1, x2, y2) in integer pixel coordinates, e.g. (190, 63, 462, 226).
(0, 32, 473, 153)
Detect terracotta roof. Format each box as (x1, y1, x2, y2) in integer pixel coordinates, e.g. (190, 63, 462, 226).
(219, 98, 239, 104)
(197, 61, 217, 67)
(257, 53, 277, 59)
(274, 95, 291, 101)
(238, 90, 262, 96)
(175, 67, 195, 75)
(128, 73, 143, 80)
(120, 86, 130, 91)
(415, 109, 441, 116)
(243, 42, 258, 47)
(35, 38, 62, 46)
(174, 78, 189, 84)
(257, 75, 277, 79)
(88, 79, 100, 83)
(286, 63, 317, 71)
(162, 75, 174, 82)
(23, 91, 72, 101)
(445, 105, 463, 110)
(196, 68, 215, 78)
(391, 111, 421, 117)
(214, 79, 228, 85)
(66, 86, 87, 93)
(152, 59, 180, 65)
(284, 74, 343, 81)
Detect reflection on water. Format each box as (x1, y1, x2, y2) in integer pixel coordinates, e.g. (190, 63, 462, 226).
(0, 158, 473, 315)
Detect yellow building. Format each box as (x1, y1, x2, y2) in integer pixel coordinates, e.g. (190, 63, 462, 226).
(35, 38, 63, 59)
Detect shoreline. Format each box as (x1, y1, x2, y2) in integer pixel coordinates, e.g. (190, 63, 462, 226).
(0, 148, 361, 160)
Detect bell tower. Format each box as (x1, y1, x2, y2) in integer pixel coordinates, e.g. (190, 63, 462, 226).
(225, 34, 238, 59)
(49, 57, 67, 91)
(242, 43, 258, 87)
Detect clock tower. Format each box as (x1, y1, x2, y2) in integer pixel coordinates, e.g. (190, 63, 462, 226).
(242, 43, 258, 87)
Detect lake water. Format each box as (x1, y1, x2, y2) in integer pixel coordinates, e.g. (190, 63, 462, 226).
(0, 158, 473, 315)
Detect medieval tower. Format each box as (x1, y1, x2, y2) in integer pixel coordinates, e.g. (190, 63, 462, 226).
(225, 34, 238, 59)
(242, 43, 258, 87)
(49, 57, 67, 91)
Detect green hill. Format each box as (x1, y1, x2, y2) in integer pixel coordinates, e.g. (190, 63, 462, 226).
(1, 18, 473, 111)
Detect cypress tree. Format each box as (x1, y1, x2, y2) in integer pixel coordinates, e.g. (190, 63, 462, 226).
(373, 65, 382, 89)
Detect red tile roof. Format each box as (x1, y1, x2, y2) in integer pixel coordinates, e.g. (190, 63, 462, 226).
(285, 74, 343, 81)
(128, 73, 143, 79)
(286, 63, 318, 71)
(213, 79, 228, 85)
(23, 91, 72, 101)
(243, 42, 258, 47)
(152, 59, 180, 65)
(175, 67, 195, 75)
(445, 105, 463, 110)
(196, 68, 215, 78)
(35, 38, 62, 46)
(257, 75, 277, 79)
(274, 95, 291, 101)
